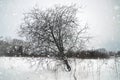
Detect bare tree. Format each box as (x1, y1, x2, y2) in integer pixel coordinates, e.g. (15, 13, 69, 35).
(19, 4, 89, 71)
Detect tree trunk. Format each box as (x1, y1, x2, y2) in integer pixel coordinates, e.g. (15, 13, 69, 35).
(63, 59, 71, 71)
(60, 52, 71, 71)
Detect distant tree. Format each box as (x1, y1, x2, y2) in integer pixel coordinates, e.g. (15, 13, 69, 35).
(116, 51, 120, 57)
(8, 39, 31, 56)
(19, 4, 89, 71)
(0, 39, 10, 56)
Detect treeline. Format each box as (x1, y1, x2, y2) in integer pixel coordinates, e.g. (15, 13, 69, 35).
(0, 37, 120, 58)
(0, 37, 29, 57)
(66, 49, 111, 59)
(0, 37, 51, 57)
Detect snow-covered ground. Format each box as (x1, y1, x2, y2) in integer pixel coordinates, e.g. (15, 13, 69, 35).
(0, 57, 120, 80)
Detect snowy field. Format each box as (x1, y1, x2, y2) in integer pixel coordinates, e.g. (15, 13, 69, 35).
(0, 57, 120, 80)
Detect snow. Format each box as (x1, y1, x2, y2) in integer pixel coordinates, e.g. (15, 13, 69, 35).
(0, 57, 120, 80)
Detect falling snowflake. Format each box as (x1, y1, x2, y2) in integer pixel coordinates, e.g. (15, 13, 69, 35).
(114, 5, 120, 10)
(12, 13, 17, 16)
(116, 14, 120, 18)
(113, 16, 116, 20)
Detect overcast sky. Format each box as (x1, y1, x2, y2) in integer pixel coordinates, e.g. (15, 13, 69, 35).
(0, 0, 120, 51)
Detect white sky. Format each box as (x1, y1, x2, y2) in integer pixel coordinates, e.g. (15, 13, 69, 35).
(0, 0, 120, 51)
